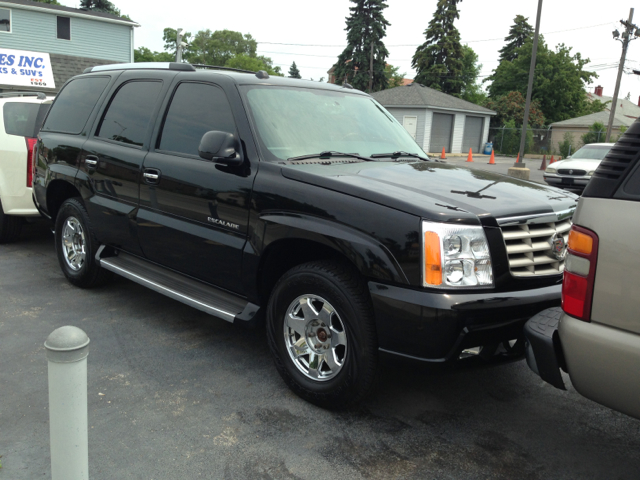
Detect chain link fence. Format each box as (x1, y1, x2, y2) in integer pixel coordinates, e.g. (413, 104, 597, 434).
(488, 127, 616, 158)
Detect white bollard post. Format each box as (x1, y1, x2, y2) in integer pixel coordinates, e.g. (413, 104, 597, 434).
(45, 326, 90, 480)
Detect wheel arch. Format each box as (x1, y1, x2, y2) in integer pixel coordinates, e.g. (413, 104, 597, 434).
(46, 179, 81, 222)
(254, 213, 408, 305)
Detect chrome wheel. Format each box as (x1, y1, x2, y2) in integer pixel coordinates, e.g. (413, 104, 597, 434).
(61, 216, 86, 271)
(284, 294, 348, 381)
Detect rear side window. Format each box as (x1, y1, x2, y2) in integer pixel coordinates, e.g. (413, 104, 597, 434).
(43, 76, 110, 134)
(3, 102, 51, 138)
(97, 81, 162, 147)
(158, 82, 236, 156)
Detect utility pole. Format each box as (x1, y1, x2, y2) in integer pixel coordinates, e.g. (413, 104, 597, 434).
(368, 42, 374, 93)
(176, 28, 185, 63)
(606, 9, 638, 142)
(516, 0, 543, 169)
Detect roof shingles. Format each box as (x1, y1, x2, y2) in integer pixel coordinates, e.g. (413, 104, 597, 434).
(370, 83, 495, 115)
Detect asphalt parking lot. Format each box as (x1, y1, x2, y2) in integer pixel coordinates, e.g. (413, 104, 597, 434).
(2, 167, 639, 479)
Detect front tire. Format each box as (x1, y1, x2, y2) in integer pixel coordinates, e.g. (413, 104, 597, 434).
(0, 199, 22, 243)
(55, 198, 111, 288)
(266, 261, 378, 409)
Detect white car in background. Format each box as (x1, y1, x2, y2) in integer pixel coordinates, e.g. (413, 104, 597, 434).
(543, 143, 615, 193)
(0, 92, 53, 242)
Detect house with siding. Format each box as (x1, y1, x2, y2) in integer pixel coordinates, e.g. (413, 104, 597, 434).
(0, 0, 138, 93)
(370, 83, 496, 154)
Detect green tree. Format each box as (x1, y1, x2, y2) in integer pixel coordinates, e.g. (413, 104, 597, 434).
(412, 0, 464, 95)
(458, 45, 486, 104)
(581, 122, 606, 144)
(163, 28, 192, 59)
(186, 30, 258, 66)
(289, 61, 302, 78)
(498, 15, 534, 63)
(32, 0, 61, 5)
(225, 55, 282, 76)
(487, 39, 597, 123)
(288, 61, 302, 79)
(79, 0, 128, 17)
(485, 91, 545, 128)
(134, 47, 173, 63)
(384, 64, 406, 88)
(332, 0, 390, 92)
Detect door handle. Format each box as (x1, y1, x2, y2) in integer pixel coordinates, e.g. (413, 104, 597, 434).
(85, 155, 98, 166)
(143, 169, 161, 184)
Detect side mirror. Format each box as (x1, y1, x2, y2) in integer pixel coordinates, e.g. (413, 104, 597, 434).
(198, 131, 243, 166)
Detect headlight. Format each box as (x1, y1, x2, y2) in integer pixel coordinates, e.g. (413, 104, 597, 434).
(587, 170, 595, 175)
(422, 221, 494, 288)
(545, 168, 557, 174)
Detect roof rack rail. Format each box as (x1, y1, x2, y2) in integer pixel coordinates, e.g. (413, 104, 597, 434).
(83, 62, 196, 74)
(0, 92, 48, 100)
(191, 64, 255, 74)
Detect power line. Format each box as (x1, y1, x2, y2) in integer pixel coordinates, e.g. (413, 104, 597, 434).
(257, 22, 611, 48)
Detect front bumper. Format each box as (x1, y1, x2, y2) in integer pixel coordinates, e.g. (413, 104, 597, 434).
(523, 307, 566, 389)
(543, 173, 591, 190)
(369, 281, 561, 364)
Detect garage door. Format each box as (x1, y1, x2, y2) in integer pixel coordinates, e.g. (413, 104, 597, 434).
(430, 113, 454, 153)
(462, 116, 484, 153)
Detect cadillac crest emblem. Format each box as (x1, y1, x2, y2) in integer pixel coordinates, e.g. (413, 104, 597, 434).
(549, 232, 567, 260)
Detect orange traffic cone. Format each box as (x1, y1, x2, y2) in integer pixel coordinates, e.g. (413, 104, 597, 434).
(539, 155, 547, 170)
(549, 155, 555, 164)
(440, 147, 446, 159)
(466, 148, 473, 162)
(488, 150, 495, 165)
(516, 152, 520, 163)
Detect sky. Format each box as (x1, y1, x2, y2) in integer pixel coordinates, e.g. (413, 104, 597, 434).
(62, 0, 640, 104)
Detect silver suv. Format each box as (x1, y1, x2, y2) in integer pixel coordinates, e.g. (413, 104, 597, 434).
(0, 92, 52, 242)
(524, 118, 640, 419)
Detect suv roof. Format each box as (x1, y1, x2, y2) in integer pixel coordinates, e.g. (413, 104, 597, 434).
(81, 62, 366, 93)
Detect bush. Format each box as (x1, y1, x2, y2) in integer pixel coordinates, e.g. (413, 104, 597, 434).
(558, 132, 577, 158)
(494, 120, 533, 155)
(581, 122, 605, 145)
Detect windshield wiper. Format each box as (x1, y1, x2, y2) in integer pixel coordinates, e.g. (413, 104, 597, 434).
(370, 151, 431, 162)
(287, 151, 374, 162)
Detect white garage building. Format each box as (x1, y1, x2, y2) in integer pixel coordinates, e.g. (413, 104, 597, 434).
(371, 83, 496, 154)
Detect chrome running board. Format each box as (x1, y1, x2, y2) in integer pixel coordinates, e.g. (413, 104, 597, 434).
(97, 248, 258, 323)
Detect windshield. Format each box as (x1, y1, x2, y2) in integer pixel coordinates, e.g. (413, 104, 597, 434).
(571, 144, 613, 160)
(241, 85, 425, 161)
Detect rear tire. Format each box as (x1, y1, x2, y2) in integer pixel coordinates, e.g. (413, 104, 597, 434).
(266, 260, 378, 409)
(0, 199, 23, 244)
(55, 197, 112, 288)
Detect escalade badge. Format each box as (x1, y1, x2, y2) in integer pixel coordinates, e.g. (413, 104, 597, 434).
(549, 232, 567, 260)
(207, 217, 240, 230)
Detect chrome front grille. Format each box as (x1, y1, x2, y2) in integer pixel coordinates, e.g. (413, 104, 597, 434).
(558, 169, 586, 176)
(500, 218, 572, 277)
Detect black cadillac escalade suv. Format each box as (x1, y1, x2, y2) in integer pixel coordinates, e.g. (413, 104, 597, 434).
(32, 63, 577, 408)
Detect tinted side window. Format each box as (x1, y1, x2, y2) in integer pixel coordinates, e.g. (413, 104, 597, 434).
(159, 83, 236, 156)
(3, 102, 42, 137)
(43, 77, 110, 134)
(97, 81, 162, 147)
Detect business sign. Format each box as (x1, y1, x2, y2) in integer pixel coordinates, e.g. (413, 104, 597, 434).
(0, 48, 56, 89)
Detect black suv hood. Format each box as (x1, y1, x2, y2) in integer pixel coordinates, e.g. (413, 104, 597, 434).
(281, 161, 578, 225)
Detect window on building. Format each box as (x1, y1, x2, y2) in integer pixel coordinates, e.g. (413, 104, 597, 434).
(57, 16, 70, 40)
(97, 81, 163, 147)
(0, 8, 11, 33)
(159, 83, 237, 156)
